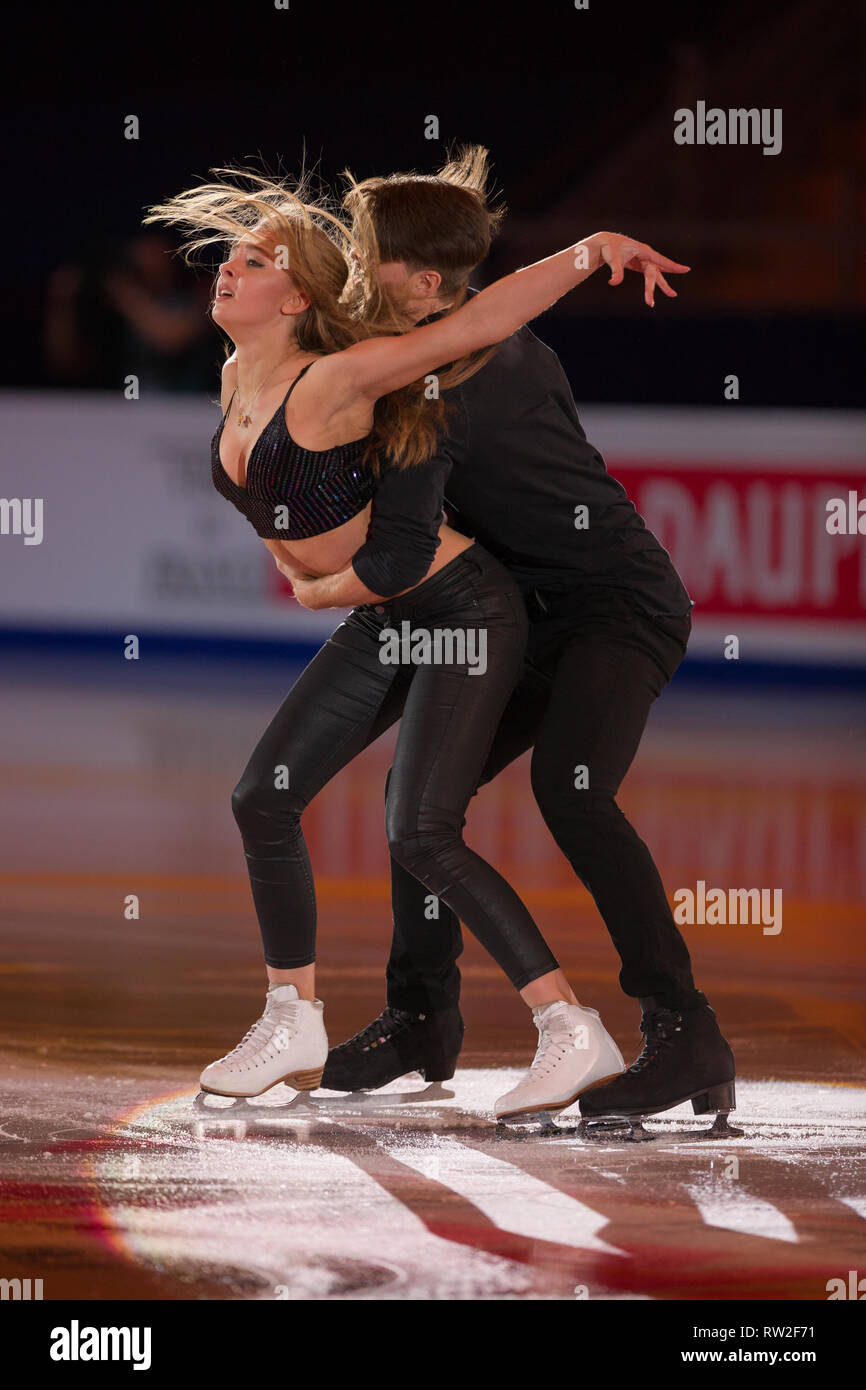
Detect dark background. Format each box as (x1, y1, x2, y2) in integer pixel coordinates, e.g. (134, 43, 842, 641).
(3, 0, 863, 405)
(0, 3, 863, 1312)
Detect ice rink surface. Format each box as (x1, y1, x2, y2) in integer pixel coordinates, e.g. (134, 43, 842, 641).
(1, 651, 864, 1299)
(2, 1061, 864, 1301)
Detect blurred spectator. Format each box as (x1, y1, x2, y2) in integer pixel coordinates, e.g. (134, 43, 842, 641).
(43, 231, 217, 391)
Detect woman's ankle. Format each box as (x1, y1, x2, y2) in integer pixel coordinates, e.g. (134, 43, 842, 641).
(519, 970, 579, 1010)
(266, 964, 316, 1001)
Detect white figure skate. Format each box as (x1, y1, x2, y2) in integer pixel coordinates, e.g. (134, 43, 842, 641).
(494, 1001, 625, 1126)
(199, 983, 327, 1098)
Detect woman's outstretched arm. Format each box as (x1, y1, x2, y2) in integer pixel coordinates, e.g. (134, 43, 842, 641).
(339, 231, 689, 402)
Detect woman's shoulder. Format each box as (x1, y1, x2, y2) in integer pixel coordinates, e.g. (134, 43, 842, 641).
(220, 354, 238, 410)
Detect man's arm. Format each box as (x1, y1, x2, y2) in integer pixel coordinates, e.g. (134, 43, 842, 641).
(285, 558, 381, 610)
(288, 449, 454, 610)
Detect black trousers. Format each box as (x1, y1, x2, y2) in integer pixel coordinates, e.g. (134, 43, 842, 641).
(231, 543, 559, 989)
(385, 589, 702, 1014)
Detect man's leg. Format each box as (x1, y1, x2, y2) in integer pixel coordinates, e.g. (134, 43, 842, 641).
(523, 607, 735, 1120)
(527, 610, 698, 1006)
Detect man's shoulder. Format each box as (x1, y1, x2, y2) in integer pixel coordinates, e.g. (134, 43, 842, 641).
(463, 286, 563, 372)
(455, 323, 564, 401)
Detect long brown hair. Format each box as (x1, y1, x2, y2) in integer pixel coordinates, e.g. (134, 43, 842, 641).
(145, 168, 487, 470)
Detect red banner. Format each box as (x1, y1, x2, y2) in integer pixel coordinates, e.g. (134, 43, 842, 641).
(613, 462, 866, 622)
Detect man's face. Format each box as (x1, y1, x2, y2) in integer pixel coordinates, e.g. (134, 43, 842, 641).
(371, 258, 448, 323)
(372, 259, 414, 315)
(349, 249, 414, 318)
(350, 245, 448, 322)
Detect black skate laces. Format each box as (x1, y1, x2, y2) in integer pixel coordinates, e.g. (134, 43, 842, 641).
(629, 1008, 683, 1073)
(339, 1006, 419, 1054)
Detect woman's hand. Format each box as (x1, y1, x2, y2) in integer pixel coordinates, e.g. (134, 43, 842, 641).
(591, 231, 688, 307)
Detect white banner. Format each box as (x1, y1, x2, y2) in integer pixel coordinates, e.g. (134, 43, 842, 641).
(0, 391, 340, 640)
(1, 392, 863, 662)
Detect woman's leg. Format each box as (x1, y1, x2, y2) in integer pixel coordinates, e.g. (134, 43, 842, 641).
(199, 615, 410, 1098)
(230, 613, 408, 991)
(383, 550, 565, 996)
(380, 548, 625, 1120)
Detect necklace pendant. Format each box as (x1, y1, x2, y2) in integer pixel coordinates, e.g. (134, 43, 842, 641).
(237, 408, 251, 428)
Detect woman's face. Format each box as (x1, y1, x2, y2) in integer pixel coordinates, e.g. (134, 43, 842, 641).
(212, 236, 307, 333)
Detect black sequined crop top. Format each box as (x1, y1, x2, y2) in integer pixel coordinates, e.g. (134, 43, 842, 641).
(211, 362, 376, 540)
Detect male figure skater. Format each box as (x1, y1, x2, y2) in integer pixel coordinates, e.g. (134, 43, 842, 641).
(287, 150, 735, 1124)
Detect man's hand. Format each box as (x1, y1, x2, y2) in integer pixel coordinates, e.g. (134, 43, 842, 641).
(590, 232, 690, 307)
(289, 574, 336, 610)
(273, 555, 316, 587)
(273, 555, 331, 610)
(273, 554, 381, 610)
(273, 554, 333, 607)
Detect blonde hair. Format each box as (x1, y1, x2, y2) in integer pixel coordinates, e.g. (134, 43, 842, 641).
(145, 168, 470, 470)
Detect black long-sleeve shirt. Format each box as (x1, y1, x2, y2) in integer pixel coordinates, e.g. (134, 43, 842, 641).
(351, 309, 692, 619)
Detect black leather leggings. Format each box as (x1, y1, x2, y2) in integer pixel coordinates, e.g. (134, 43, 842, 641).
(230, 543, 560, 989)
(386, 599, 700, 1013)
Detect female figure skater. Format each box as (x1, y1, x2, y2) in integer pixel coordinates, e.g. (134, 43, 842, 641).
(146, 172, 687, 1119)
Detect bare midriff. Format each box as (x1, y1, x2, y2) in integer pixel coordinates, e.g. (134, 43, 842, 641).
(262, 506, 373, 576)
(264, 516, 475, 591)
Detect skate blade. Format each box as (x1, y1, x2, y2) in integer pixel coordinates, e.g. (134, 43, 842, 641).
(576, 1116, 657, 1143)
(578, 1112, 744, 1144)
(494, 1113, 572, 1139)
(191, 1089, 322, 1140)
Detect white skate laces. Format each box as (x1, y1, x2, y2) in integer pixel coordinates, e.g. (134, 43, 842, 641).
(199, 983, 328, 1098)
(493, 1000, 625, 1121)
(218, 986, 302, 1068)
(526, 1001, 590, 1080)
